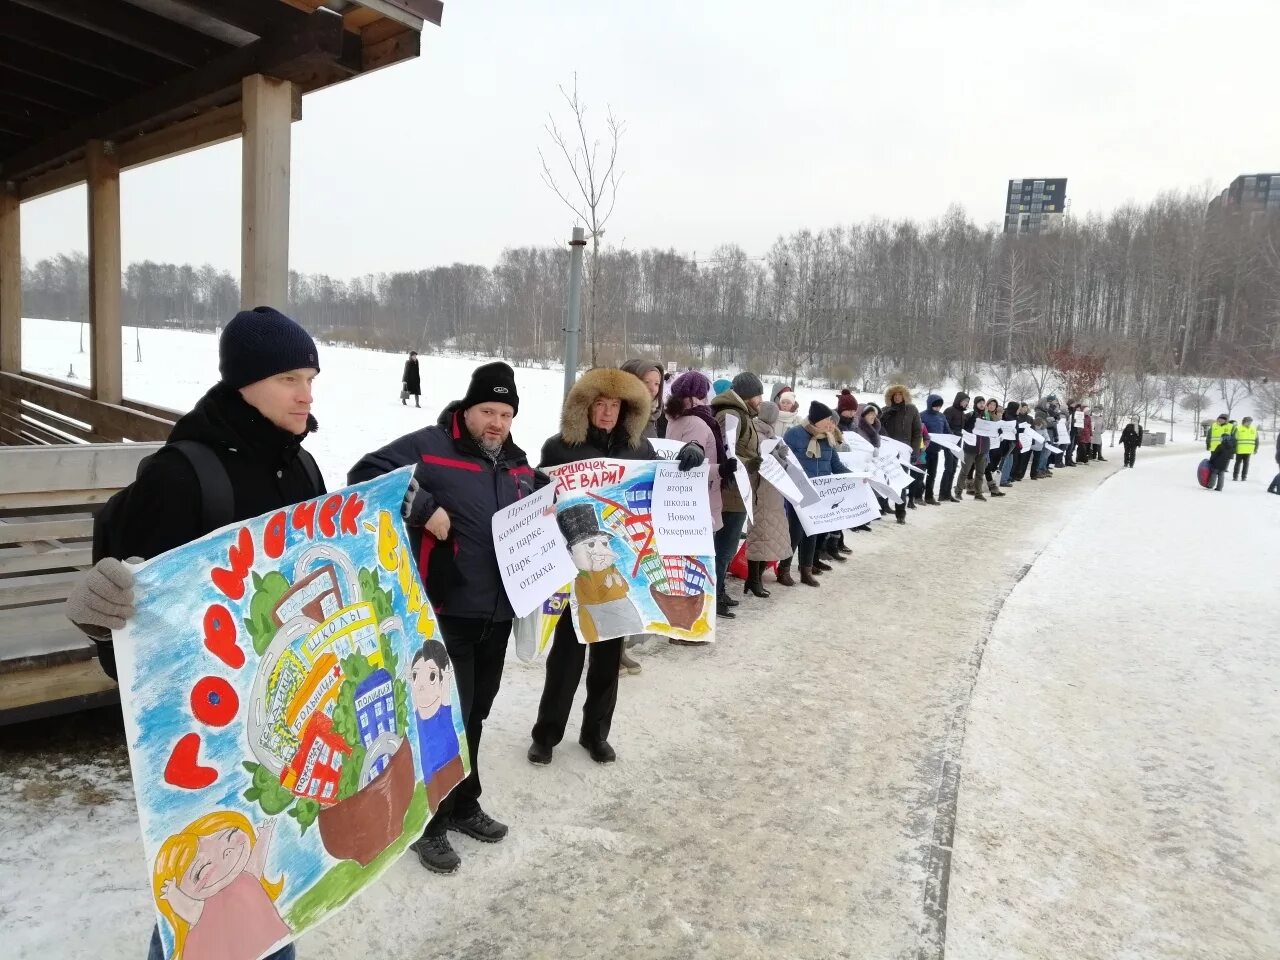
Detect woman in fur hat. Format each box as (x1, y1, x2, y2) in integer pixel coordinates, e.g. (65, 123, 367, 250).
(530, 369, 704, 767)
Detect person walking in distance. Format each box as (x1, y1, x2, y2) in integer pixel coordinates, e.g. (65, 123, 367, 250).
(1120, 417, 1143, 468)
(65, 305, 325, 960)
(402, 350, 421, 407)
(349, 362, 541, 874)
(528, 369, 704, 764)
(711, 373, 766, 617)
(1233, 416, 1259, 481)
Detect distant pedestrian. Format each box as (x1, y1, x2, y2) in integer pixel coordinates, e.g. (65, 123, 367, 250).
(1205, 414, 1236, 492)
(1233, 416, 1258, 481)
(1120, 417, 1143, 468)
(401, 350, 421, 407)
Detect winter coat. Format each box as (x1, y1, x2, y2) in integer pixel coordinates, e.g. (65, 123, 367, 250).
(880, 385, 923, 452)
(349, 401, 540, 622)
(995, 402, 1020, 461)
(539, 367, 658, 467)
(963, 409, 991, 456)
(1120, 423, 1143, 448)
(619, 358, 665, 439)
(855, 407, 883, 449)
(837, 412, 859, 436)
(402, 356, 421, 395)
(1079, 413, 1094, 446)
(783, 421, 850, 478)
(665, 405, 724, 532)
(711, 389, 762, 513)
(95, 384, 327, 679)
(920, 393, 951, 436)
(944, 393, 969, 433)
(746, 410, 791, 561)
(1209, 431, 1237, 471)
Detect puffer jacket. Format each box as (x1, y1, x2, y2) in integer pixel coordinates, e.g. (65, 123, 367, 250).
(920, 393, 951, 436)
(349, 400, 541, 621)
(783, 420, 850, 478)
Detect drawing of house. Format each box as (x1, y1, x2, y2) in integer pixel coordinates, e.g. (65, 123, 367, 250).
(285, 652, 342, 736)
(355, 668, 397, 779)
(282, 712, 349, 805)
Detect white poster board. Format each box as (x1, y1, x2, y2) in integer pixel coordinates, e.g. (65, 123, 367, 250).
(492, 483, 578, 618)
(796, 475, 880, 535)
(722, 416, 754, 522)
(759, 451, 805, 505)
(1073, 411, 1085, 427)
(650, 438, 684, 460)
(930, 433, 962, 454)
(652, 463, 715, 556)
(974, 418, 1000, 441)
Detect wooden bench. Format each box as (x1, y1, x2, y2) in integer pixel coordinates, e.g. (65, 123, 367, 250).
(0, 443, 163, 724)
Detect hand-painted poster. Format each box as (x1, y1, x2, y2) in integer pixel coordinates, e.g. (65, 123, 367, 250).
(113, 468, 466, 960)
(544, 458, 716, 644)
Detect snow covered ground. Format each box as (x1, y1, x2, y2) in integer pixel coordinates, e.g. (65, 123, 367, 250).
(6, 319, 1275, 959)
(947, 449, 1280, 960)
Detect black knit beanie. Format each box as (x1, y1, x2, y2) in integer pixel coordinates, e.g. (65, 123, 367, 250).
(219, 306, 319, 389)
(809, 400, 834, 424)
(462, 361, 519, 414)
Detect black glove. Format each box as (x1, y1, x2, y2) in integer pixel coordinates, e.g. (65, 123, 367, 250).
(718, 457, 739, 479)
(676, 442, 705, 472)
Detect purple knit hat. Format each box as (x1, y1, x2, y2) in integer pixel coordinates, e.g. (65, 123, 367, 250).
(669, 370, 712, 400)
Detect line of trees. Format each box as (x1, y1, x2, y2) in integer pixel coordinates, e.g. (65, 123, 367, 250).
(20, 186, 1280, 400)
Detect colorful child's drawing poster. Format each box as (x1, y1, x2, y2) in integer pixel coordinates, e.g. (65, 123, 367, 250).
(113, 469, 467, 960)
(544, 458, 716, 644)
(511, 586, 571, 663)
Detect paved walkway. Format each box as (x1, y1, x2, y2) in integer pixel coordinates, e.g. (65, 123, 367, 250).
(947, 450, 1280, 960)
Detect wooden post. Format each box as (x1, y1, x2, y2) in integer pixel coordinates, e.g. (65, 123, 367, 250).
(241, 74, 293, 309)
(87, 140, 123, 405)
(0, 184, 19, 374)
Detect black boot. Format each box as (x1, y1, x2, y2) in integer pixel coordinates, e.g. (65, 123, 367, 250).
(717, 595, 737, 618)
(527, 741, 553, 765)
(800, 565, 821, 587)
(812, 557, 833, 572)
(744, 561, 771, 598)
(824, 543, 848, 563)
(449, 808, 508, 843)
(411, 832, 461, 874)
(579, 737, 616, 764)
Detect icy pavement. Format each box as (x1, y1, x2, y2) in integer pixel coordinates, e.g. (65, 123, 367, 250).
(2, 453, 1137, 960)
(947, 450, 1280, 960)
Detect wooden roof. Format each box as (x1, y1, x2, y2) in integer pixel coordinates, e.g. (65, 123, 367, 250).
(0, 0, 442, 197)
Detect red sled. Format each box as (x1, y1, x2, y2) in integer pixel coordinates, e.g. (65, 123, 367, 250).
(1197, 459, 1212, 488)
(727, 542, 775, 582)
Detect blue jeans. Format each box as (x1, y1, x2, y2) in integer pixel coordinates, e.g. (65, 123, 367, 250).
(1036, 448, 1051, 474)
(713, 509, 748, 596)
(999, 452, 1015, 485)
(148, 926, 296, 959)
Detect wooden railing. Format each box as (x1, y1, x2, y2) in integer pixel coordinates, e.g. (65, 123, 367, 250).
(0, 371, 177, 445)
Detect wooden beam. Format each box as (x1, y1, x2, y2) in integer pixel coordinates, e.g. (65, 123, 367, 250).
(0, 37, 144, 103)
(168, 0, 310, 40)
(362, 24, 421, 73)
(350, 0, 435, 29)
(1, 8, 346, 183)
(0, 433, 166, 495)
(7, 0, 232, 68)
(241, 74, 292, 310)
(0, 65, 105, 115)
(0, 186, 19, 375)
(86, 140, 122, 405)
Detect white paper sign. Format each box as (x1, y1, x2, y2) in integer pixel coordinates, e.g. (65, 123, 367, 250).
(650, 438, 684, 459)
(722, 415, 753, 522)
(930, 433, 962, 453)
(759, 451, 805, 505)
(781, 456, 821, 507)
(1074, 411, 1085, 427)
(492, 484, 577, 618)
(652, 463, 715, 556)
(796, 475, 880, 535)
(1046, 443, 1063, 455)
(974, 418, 1000, 440)
(962, 430, 976, 446)
(879, 435, 914, 465)
(838, 450, 874, 473)
(1056, 420, 1070, 443)
(1021, 428, 1044, 451)
(760, 437, 779, 456)
(844, 432, 876, 454)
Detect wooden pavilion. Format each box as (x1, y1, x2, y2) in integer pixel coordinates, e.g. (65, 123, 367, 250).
(0, 0, 441, 721)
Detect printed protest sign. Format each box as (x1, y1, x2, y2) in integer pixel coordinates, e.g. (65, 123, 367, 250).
(545, 458, 715, 644)
(1074, 410, 1085, 427)
(781, 455, 821, 507)
(796, 475, 880, 534)
(879, 434, 913, 465)
(652, 462, 715, 555)
(760, 450, 805, 504)
(838, 450, 874, 473)
(114, 469, 467, 960)
(492, 483, 576, 619)
(974, 418, 1000, 441)
(930, 433, 962, 454)
(1056, 419, 1071, 443)
(649, 438, 684, 459)
(723, 416, 754, 522)
(845, 432, 876, 455)
(1020, 427, 1044, 452)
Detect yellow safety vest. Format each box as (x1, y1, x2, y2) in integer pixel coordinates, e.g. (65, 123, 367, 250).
(1207, 422, 1235, 451)
(1235, 424, 1258, 455)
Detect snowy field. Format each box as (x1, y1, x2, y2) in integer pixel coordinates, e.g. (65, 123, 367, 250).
(4, 320, 1277, 958)
(947, 449, 1280, 960)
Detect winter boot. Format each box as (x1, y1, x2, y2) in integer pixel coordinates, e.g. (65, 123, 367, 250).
(824, 543, 848, 563)
(925, 492, 939, 505)
(716, 595, 737, 619)
(989, 481, 1006, 497)
(619, 648, 642, 675)
(775, 557, 796, 587)
(744, 561, 772, 598)
(527, 741, 553, 765)
(579, 737, 617, 764)
(449, 808, 509, 843)
(813, 557, 833, 573)
(837, 540, 853, 555)
(411, 832, 461, 874)
(800, 565, 821, 587)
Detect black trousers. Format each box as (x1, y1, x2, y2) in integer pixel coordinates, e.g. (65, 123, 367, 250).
(1012, 450, 1033, 480)
(1233, 454, 1251, 480)
(939, 448, 957, 496)
(924, 445, 941, 497)
(532, 613, 622, 748)
(1123, 444, 1138, 467)
(426, 615, 512, 835)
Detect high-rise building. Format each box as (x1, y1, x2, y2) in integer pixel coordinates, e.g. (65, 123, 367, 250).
(1004, 178, 1068, 234)
(1208, 173, 1280, 216)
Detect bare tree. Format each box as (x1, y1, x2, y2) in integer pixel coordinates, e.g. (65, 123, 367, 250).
(1160, 373, 1184, 441)
(539, 73, 625, 367)
(1217, 375, 1249, 417)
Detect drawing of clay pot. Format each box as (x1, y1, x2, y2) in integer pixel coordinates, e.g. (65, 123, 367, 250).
(649, 586, 706, 631)
(317, 736, 416, 865)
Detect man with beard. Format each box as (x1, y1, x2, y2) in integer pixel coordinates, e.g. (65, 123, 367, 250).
(349, 362, 543, 875)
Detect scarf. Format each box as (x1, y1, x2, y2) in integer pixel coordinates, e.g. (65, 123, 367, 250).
(685, 403, 729, 467)
(799, 418, 838, 459)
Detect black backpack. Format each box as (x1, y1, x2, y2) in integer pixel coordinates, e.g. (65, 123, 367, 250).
(92, 441, 322, 563)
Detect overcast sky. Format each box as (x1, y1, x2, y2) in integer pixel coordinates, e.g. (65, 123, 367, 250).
(20, 0, 1280, 277)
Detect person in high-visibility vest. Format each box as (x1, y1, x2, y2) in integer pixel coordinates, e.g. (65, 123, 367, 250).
(1206, 414, 1235, 453)
(1233, 416, 1259, 481)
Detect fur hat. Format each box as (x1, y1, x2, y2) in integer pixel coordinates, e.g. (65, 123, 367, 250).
(462, 361, 519, 413)
(560, 367, 652, 446)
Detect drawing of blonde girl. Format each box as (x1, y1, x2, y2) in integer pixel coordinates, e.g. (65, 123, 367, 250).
(150, 811, 292, 960)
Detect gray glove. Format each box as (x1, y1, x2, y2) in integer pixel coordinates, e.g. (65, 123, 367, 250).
(66, 557, 137, 634)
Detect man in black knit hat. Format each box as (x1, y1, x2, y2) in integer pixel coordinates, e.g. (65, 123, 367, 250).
(66, 305, 323, 960)
(349, 361, 544, 875)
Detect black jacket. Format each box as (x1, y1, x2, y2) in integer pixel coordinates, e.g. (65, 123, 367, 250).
(880, 403, 922, 450)
(402, 356, 421, 395)
(349, 401, 541, 622)
(944, 393, 969, 434)
(1120, 423, 1143, 448)
(98, 383, 326, 677)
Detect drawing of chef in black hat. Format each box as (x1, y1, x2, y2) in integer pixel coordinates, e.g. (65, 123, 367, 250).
(557, 503, 645, 643)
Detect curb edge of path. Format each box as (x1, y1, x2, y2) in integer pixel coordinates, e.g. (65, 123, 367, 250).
(915, 463, 1127, 960)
